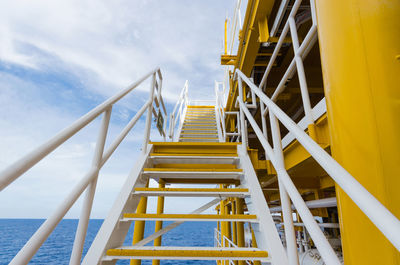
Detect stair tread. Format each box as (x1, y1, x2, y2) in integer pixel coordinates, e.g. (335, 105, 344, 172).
(143, 168, 242, 172)
(105, 246, 268, 259)
(135, 187, 248, 192)
(122, 213, 257, 220)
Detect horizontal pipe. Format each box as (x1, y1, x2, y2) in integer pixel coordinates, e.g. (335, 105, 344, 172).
(0, 68, 160, 191)
(270, 197, 337, 212)
(277, 222, 340, 229)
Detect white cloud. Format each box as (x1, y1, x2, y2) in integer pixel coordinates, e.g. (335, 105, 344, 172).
(0, 0, 232, 101)
(0, 0, 235, 219)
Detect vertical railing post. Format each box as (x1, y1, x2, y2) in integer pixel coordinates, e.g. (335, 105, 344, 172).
(288, 16, 316, 139)
(142, 73, 156, 154)
(237, 77, 247, 152)
(69, 107, 112, 265)
(269, 111, 299, 265)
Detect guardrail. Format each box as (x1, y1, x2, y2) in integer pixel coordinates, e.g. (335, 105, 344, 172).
(215, 81, 240, 142)
(214, 228, 253, 265)
(0, 68, 167, 265)
(235, 68, 400, 265)
(168, 80, 188, 141)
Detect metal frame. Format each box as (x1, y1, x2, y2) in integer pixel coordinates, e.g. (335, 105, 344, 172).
(0, 68, 167, 265)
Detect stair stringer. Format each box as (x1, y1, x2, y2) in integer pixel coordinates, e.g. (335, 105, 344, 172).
(82, 145, 153, 265)
(238, 149, 289, 265)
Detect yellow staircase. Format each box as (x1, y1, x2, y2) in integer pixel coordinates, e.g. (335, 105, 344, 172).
(99, 142, 274, 263)
(179, 106, 219, 142)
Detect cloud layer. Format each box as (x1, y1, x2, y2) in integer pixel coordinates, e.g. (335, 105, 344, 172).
(0, 0, 235, 218)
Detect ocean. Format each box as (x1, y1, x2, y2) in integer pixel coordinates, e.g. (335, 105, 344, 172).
(0, 219, 217, 265)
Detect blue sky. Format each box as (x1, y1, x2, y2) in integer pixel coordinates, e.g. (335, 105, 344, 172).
(0, 0, 241, 218)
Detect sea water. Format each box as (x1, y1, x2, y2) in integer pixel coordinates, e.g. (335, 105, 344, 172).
(0, 219, 216, 265)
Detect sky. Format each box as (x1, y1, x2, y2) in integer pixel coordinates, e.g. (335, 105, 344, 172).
(0, 0, 241, 218)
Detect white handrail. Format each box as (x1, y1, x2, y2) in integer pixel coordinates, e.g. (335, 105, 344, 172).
(3, 68, 167, 265)
(236, 69, 400, 254)
(169, 80, 188, 141)
(214, 228, 254, 265)
(0, 68, 162, 191)
(215, 81, 240, 142)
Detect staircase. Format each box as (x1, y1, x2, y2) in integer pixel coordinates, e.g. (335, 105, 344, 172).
(3, 68, 400, 265)
(179, 106, 219, 142)
(82, 113, 287, 264)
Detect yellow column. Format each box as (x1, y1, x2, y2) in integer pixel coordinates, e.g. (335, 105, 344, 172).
(152, 180, 165, 265)
(315, 0, 400, 264)
(220, 198, 228, 265)
(130, 181, 149, 265)
(225, 201, 232, 243)
(231, 199, 238, 265)
(235, 198, 245, 265)
(250, 224, 261, 265)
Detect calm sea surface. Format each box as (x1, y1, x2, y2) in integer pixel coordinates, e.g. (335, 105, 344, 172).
(0, 219, 216, 265)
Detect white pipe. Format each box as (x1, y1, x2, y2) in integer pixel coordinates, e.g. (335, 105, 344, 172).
(270, 111, 299, 265)
(259, 0, 303, 89)
(270, 0, 290, 37)
(270, 198, 337, 212)
(0, 68, 160, 191)
(288, 16, 314, 125)
(142, 73, 156, 154)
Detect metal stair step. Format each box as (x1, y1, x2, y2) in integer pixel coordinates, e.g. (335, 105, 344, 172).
(133, 187, 249, 197)
(179, 138, 219, 143)
(104, 246, 269, 261)
(184, 122, 216, 125)
(143, 168, 242, 172)
(179, 136, 218, 139)
(142, 169, 242, 184)
(121, 213, 258, 222)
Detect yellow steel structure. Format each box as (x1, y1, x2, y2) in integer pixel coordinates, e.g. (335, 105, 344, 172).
(124, 137, 265, 264)
(220, 0, 400, 264)
(315, 0, 400, 264)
